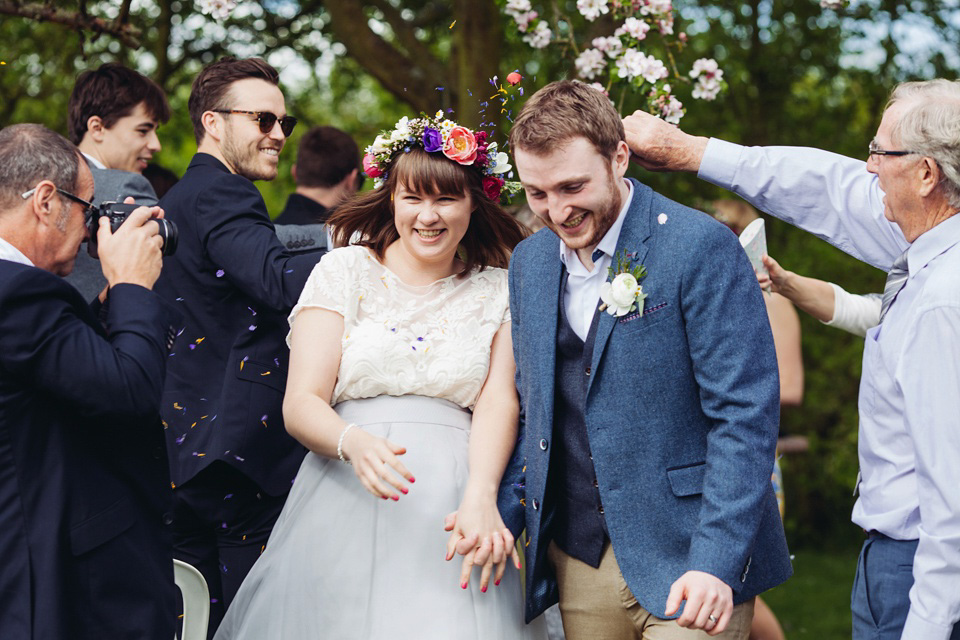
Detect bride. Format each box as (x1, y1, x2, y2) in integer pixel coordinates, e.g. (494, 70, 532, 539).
(215, 113, 546, 639)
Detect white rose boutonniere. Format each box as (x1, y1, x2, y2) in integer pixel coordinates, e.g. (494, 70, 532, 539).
(599, 249, 648, 317)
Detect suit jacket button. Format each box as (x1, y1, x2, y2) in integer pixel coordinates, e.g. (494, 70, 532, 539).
(539, 439, 548, 451)
(598, 505, 604, 515)
(585, 367, 591, 376)
(532, 499, 539, 510)
(593, 479, 598, 488)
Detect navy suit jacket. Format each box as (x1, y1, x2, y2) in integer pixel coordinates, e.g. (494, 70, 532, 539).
(0, 260, 180, 639)
(155, 153, 325, 495)
(499, 179, 793, 622)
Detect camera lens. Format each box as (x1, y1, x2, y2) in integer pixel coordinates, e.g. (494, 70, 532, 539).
(156, 218, 178, 257)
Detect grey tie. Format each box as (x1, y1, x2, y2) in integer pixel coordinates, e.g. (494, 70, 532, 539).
(879, 249, 910, 323)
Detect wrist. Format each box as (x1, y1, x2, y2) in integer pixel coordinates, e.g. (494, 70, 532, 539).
(461, 482, 499, 504)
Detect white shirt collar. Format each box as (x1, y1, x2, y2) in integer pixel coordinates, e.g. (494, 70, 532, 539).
(559, 179, 633, 269)
(81, 152, 107, 170)
(0, 236, 34, 266)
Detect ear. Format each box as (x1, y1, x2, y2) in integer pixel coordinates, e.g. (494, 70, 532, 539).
(917, 156, 940, 198)
(612, 140, 630, 179)
(86, 116, 105, 142)
(26, 180, 59, 227)
(201, 111, 223, 143)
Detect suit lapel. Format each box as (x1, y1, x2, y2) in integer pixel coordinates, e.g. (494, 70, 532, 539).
(587, 180, 652, 396)
(522, 239, 564, 427)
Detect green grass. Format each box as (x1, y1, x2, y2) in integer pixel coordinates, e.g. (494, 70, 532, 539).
(761, 546, 858, 639)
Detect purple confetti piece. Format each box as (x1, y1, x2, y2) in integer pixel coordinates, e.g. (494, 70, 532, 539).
(248, 306, 257, 316)
(248, 325, 257, 331)
(224, 493, 234, 500)
(221, 522, 228, 529)
(189, 344, 196, 350)
(233, 455, 245, 462)
(285, 269, 293, 274)
(274, 357, 280, 367)
(176, 297, 184, 302)
(176, 435, 186, 445)
(261, 414, 268, 421)
(216, 269, 225, 278)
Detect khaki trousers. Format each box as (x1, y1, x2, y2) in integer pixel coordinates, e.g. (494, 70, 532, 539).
(547, 542, 755, 640)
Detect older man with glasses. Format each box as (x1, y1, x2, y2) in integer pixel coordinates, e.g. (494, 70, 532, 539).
(153, 56, 325, 637)
(0, 123, 178, 638)
(623, 80, 960, 640)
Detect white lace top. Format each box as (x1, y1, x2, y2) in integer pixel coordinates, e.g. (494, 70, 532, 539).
(288, 246, 511, 409)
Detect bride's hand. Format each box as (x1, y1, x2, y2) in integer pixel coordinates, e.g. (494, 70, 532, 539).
(443, 497, 520, 592)
(339, 427, 415, 500)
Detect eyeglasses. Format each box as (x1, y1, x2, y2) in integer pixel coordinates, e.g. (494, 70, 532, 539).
(214, 110, 298, 137)
(21, 186, 96, 222)
(868, 140, 916, 158)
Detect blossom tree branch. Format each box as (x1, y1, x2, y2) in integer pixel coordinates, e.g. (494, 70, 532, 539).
(0, 0, 141, 48)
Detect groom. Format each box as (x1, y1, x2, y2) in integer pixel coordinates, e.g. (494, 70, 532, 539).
(496, 81, 792, 639)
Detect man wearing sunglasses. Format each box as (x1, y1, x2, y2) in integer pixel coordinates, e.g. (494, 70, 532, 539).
(0, 124, 179, 638)
(622, 80, 960, 640)
(154, 56, 326, 636)
(65, 63, 171, 302)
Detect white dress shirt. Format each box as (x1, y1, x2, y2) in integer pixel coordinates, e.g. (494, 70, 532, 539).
(0, 236, 34, 266)
(825, 286, 882, 337)
(699, 138, 960, 640)
(560, 180, 633, 340)
(81, 151, 107, 170)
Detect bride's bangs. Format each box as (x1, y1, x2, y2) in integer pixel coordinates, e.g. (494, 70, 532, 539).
(392, 148, 471, 198)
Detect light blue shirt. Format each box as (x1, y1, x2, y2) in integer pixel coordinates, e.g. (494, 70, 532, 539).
(0, 236, 34, 266)
(559, 179, 633, 340)
(700, 138, 960, 640)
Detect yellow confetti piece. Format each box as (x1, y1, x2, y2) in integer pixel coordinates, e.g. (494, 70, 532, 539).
(242, 534, 247, 541)
(171, 482, 176, 489)
(197, 453, 206, 457)
(449, 20, 456, 28)
(239, 361, 244, 371)
(161, 420, 168, 428)
(173, 402, 183, 410)
(195, 337, 205, 344)
(262, 420, 268, 428)
(260, 371, 271, 376)
(190, 422, 197, 428)
(200, 415, 208, 420)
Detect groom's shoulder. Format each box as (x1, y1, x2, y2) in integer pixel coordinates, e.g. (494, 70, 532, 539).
(512, 227, 558, 262)
(636, 182, 738, 249)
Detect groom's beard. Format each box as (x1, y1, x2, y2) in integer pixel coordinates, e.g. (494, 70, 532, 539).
(545, 170, 622, 251)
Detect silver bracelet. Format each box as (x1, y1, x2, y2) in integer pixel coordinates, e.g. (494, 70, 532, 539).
(337, 423, 357, 464)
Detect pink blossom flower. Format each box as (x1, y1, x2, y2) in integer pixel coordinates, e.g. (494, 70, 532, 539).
(443, 127, 478, 165)
(362, 153, 383, 178)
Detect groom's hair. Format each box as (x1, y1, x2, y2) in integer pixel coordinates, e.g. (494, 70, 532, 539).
(510, 80, 624, 159)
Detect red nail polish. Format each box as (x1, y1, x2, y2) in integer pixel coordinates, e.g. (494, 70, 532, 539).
(495, 579, 501, 586)
(391, 495, 399, 501)
(401, 487, 408, 494)
(460, 582, 467, 589)
(409, 476, 416, 483)
(481, 585, 487, 593)
(381, 496, 388, 500)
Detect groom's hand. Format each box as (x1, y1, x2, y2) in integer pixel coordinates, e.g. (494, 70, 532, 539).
(665, 570, 733, 636)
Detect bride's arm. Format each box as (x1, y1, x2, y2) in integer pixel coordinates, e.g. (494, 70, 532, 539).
(283, 307, 414, 500)
(445, 321, 522, 590)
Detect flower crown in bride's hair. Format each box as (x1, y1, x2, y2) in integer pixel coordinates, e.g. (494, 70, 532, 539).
(361, 111, 521, 201)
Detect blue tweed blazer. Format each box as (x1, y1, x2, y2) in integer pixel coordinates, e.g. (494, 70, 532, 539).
(498, 178, 793, 622)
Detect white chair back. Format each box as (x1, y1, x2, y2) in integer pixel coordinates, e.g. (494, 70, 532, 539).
(174, 559, 210, 640)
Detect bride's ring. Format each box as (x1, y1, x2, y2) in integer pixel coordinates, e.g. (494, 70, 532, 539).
(708, 614, 718, 626)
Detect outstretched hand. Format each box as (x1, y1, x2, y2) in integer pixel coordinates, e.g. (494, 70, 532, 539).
(756, 254, 793, 295)
(622, 110, 709, 173)
(444, 509, 520, 593)
(665, 570, 734, 636)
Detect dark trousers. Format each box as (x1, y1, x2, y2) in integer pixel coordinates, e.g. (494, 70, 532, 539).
(852, 533, 960, 640)
(171, 461, 288, 638)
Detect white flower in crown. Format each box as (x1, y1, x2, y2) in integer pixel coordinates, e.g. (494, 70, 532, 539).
(490, 152, 512, 174)
(390, 116, 411, 142)
(599, 249, 648, 317)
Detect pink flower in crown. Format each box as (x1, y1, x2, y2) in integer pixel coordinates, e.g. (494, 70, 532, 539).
(362, 153, 383, 178)
(443, 126, 478, 165)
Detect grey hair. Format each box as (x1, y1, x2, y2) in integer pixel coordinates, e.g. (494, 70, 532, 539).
(0, 123, 81, 211)
(887, 80, 960, 209)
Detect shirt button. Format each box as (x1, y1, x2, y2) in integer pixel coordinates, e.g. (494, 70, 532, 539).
(539, 439, 548, 451)
(598, 505, 604, 515)
(532, 499, 540, 510)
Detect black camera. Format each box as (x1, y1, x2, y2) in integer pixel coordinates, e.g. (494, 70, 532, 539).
(86, 201, 178, 258)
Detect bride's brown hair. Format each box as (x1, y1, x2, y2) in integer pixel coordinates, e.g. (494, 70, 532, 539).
(327, 148, 528, 275)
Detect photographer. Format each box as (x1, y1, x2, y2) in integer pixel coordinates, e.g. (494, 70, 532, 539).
(0, 124, 180, 639)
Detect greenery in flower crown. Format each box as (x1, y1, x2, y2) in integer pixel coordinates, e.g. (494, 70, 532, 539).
(361, 111, 522, 201)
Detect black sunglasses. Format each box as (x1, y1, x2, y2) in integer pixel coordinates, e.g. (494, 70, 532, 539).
(214, 109, 298, 137)
(21, 186, 96, 222)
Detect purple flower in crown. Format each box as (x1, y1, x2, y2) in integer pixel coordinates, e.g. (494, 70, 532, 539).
(422, 127, 443, 153)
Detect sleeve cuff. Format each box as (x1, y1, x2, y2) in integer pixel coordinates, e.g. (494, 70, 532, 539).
(821, 282, 845, 326)
(902, 610, 955, 640)
(697, 138, 745, 190)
